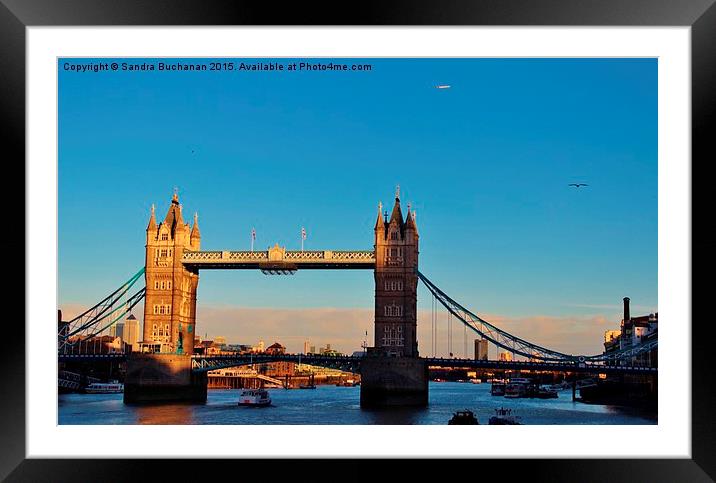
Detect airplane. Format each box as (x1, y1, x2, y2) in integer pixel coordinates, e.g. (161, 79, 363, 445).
(435, 84, 451, 89)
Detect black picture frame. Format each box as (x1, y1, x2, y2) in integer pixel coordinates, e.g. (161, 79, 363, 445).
(2, 0, 714, 480)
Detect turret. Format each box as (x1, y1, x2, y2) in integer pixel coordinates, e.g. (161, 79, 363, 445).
(146, 204, 157, 236)
(163, 191, 184, 239)
(388, 186, 404, 236)
(404, 202, 418, 238)
(190, 212, 201, 250)
(374, 201, 385, 236)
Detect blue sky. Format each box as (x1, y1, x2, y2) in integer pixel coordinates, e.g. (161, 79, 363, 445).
(58, 58, 657, 354)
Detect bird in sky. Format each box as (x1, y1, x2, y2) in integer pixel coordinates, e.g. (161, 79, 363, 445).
(435, 84, 451, 89)
(568, 183, 589, 188)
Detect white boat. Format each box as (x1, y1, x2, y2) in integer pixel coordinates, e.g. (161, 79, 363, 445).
(84, 380, 124, 394)
(469, 378, 482, 384)
(238, 389, 271, 407)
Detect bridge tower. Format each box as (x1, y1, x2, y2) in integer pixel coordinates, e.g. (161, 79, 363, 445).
(125, 192, 206, 403)
(373, 188, 419, 357)
(361, 187, 427, 407)
(142, 192, 200, 355)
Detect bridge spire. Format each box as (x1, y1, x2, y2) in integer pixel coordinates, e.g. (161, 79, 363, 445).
(374, 201, 385, 231)
(405, 202, 418, 233)
(164, 190, 185, 236)
(191, 212, 201, 244)
(388, 192, 404, 230)
(146, 204, 157, 232)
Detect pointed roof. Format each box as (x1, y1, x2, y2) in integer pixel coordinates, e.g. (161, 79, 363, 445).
(389, 195, 404, 230)
(146, 204, 157, 231)
(126, 313, 137, 320)
(163, 192, 184, 237)
(405, 204, 417, 231)
(374, 201, 385, 230)
(191, 212, 201, 239)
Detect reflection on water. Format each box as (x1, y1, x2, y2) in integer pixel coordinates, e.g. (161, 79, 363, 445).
(132, 402, 197, 425)
(59, 382, 656, 425)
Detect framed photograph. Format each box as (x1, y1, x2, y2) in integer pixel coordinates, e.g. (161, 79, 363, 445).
(4, 0, 714, 479)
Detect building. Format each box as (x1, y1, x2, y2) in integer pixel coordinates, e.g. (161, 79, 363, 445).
(251, 340, 265, 353)
(309, 345, 316, 354)
(265, 342, 286, 355)
(603, 297, 658, 367)
(141, 193, 200, 354)
(260, 361, 296, 377)
(70, 335, 130, 354)
(474, 338, 488, 361)
(303, 340, 310, 355)
(498, 351, 513, 362)
(373, 189, 419, 357)
(226, 344, 252, 353)
(214, 336, 227, 349)
(319, 344, 342, 356)
(109, 322, 121, 339)
(603, 329, 622, 362)
(123, 314, 140, 352)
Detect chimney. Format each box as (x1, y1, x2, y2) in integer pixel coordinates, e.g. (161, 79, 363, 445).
(623, 297, 631, 322)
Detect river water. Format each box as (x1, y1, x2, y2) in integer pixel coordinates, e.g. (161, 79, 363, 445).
(58, 382, 656, 425)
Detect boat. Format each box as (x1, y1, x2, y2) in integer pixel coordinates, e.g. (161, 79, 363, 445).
(336, 379, 359, 387)
(533, 387, 559, 399)
(83, 380, 124, 394)
(504, 378, 532, 398)
(238, 389, 271, 407)
(448, 409, 479, 425)
(546, 381, 571, 391)
(488, 407, 522, 425)
(491, 379, 506, 396)
(470, 378, 482, 384)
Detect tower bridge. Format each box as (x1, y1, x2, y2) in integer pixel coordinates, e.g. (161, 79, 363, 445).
(58, 187, 658, 407)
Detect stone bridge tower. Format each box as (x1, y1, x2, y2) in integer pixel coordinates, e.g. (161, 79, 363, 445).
(373, 186, 419, 356)
(142, 192, 200, 355)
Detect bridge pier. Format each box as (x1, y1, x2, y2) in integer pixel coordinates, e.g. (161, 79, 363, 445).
(359, 356, 428, 407)
(124, 353, 207, 404)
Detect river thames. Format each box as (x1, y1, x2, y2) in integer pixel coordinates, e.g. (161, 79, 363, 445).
(59, 382, 656, 425)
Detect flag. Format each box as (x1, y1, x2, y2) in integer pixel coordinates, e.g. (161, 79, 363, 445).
(301, 227, 306, 240)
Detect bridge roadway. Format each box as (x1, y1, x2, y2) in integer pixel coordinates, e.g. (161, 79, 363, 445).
(58, 353, 658, 375)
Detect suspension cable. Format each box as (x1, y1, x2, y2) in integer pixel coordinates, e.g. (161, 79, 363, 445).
(417, 270, 657, 363)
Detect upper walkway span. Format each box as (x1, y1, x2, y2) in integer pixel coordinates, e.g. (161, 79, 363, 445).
(181, 247, 376, 271)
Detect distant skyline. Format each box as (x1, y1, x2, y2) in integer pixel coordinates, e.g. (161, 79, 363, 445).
(59, 57, 657, 356)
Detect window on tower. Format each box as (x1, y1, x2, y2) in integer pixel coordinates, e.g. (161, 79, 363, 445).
(384, 304, 403, 317)
(161, 234, 168, 241)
